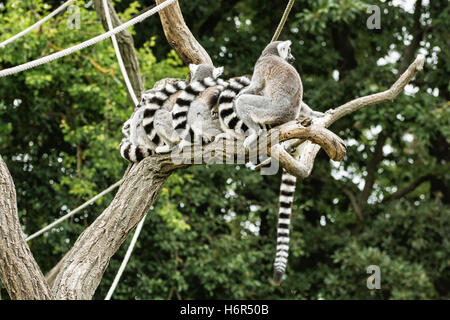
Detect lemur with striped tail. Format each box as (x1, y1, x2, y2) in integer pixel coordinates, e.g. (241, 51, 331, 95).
(214, 76, 252, 140)
(165, 64, 227, 152)
(120, 63, 224, 161)
(215, 40, 326, 284)
(119, 78, 187, 162)
(120, 119, 154, 162)
(188, 75, 252, 144)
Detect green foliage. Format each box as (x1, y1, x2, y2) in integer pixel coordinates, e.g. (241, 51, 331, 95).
(0, 0, 448, 300)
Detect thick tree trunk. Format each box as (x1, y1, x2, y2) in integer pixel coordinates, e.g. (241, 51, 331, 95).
(0, 157, 52, 299)
(51, 158, 171, 299)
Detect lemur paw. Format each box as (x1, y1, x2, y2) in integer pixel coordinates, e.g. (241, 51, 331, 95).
(155, 145, 171, 154)
(214, 133, 232, 141)
(325, 108, 336, 114)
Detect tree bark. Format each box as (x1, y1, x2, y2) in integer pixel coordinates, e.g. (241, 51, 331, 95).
(51, 158, 170, 299)
(0, 157, 53, 300)
(154, 0, 213, 65)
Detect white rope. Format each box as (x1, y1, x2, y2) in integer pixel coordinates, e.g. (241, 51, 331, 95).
(25, 179, 123, 242)
(0, 0, 176, 77)
(102, 0, 139, 106)
(0, 0, 77, 49)
(105, 214, 147, 300)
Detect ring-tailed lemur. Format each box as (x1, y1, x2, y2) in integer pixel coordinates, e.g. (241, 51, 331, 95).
(189, 75, 252, 144)
(120, 64, 225, 160)
(120, 119, 154, 162)
(119, 79, 188, 162)
(233, 40, 302, 149)
(169, 64, 226, 151)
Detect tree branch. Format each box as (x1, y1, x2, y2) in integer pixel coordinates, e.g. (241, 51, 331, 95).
(94, 0, 144, 100)
(324, 55, 425, 127)
(154, 0, 212, 65)
(359, 130, 388, 204)
(382, 173, 434, 203)
(0, 157, 53, 300)
(51, 159, 170, 299)
(46, 121, 346, 299)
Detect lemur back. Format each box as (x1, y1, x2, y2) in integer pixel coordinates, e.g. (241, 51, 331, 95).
(119, 79, 187, 162)
(234, 40, 302, 149)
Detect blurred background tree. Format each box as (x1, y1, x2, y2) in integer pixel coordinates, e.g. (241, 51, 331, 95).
(0, 0, 448, 299)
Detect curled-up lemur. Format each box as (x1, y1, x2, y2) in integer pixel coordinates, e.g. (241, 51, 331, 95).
(120, 63, 224, 161)
(164, 64, 226, 152)
(120, 119, 154, 162)
(189, 75, 252, 144)
(120, 78, 188, 162)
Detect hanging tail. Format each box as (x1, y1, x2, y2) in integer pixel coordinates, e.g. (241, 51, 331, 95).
(273, 170, 297, 285)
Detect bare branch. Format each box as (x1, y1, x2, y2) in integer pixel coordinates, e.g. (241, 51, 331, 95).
(0, 157, 53, 300)
(154, 0, 212, 65)
(382, 174, 434, 203)
(283, 55, 426, 179)
(324, 55, 425, 127)
(359, 130, 388, 204)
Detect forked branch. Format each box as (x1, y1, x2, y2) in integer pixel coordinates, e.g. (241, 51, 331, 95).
(257, 54, 425, 178)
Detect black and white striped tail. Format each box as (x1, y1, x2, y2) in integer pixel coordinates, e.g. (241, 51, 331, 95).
(172, 77, 227, 143)
(273, 170, 297, 285)
(217, 76, 251, 136)
(119, 138, 153, 163)
(141, 80, 187, 147)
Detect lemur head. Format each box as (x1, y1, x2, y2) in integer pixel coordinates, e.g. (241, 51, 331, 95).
(261, 40, 295, 64)
(189, 63, 224, 82)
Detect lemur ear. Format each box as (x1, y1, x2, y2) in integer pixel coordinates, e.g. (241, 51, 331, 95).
(189, 64, 199, 75)
(277, 40, 292, 59)
(213, 66, 224, 78)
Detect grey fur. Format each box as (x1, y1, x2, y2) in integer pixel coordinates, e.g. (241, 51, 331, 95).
(234, 40, 302, 148)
